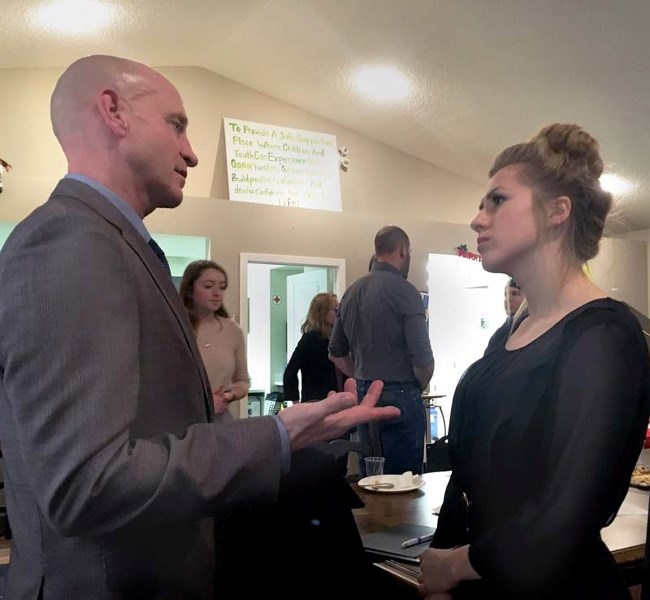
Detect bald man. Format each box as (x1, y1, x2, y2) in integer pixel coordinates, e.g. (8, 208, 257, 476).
(0, 55, 399, 599)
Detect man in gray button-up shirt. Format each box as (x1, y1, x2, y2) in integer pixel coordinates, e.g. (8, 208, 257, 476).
(329, 226, 434, 475)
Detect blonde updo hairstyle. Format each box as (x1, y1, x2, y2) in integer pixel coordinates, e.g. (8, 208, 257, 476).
(489, 123, 612, 265)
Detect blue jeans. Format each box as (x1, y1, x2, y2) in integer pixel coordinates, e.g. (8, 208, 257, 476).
(356, 379, 425, 476)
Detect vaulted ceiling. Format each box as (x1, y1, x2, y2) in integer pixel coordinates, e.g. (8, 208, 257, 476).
(2, 0, 650, 231)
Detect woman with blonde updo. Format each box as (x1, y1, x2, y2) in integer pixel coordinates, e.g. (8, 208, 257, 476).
(419, 124, 650, 599)
(180, 260, 249, 415)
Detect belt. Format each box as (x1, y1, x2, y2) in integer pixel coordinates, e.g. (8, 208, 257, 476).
(356, 379, 419, 388)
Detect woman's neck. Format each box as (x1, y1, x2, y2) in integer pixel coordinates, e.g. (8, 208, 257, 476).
(506, 261, 606, 351)
(196, 311, 218, 327)
(511, 242, 604, 319)
(522, 269, 604, 321)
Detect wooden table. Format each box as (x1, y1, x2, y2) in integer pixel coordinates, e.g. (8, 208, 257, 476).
(353, 472, 648, 586)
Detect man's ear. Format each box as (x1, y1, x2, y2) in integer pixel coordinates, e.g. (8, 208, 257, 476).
(547, 195, 572, 227)
(96, 89, 129, 137)
(399, 243, 407, 259)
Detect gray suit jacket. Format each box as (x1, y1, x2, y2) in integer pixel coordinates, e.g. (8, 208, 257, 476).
(0, 179, 282, 599)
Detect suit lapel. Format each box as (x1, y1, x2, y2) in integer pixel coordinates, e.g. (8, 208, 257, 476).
(49, 179, 213, 419)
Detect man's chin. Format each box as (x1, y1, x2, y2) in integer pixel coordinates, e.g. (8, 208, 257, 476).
(156, 191, 184, 210)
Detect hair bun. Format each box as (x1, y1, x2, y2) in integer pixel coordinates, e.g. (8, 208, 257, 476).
(488, 122, 612, 264)
(531, 123, 604, 180)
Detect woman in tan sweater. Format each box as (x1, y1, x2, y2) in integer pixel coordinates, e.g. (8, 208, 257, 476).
(180, 260, 249, 415)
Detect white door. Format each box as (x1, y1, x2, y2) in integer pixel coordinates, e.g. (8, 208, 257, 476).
(286, 269, 329, 360)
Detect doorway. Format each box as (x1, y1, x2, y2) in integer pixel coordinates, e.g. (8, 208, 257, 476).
(239, 253, 346, 418)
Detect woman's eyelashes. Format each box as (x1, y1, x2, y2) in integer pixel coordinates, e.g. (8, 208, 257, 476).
(479, 190, 507, 212)
(489, 192, 507, 207)
(202, 282, 226, 291)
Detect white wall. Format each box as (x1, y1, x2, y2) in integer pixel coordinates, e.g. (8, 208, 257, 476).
(3, 65, 646, 316)
(0, 65, 485, 307)
(615, 230, 650, 315)
(1, 66, 648, 374)
(590, 236, 648, 315)
(427, 254, 508, 420)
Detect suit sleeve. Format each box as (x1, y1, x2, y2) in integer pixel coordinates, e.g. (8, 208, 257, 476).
(0, 212, 282, 536)
(467, 316, 650, 595)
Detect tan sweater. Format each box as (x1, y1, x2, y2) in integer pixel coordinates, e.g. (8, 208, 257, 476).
(196, 317, 249, 401)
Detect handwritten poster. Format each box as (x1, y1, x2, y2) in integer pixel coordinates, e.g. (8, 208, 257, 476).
(223, 118, 342, 211)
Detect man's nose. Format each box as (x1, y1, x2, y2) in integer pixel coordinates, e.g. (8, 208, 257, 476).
(182, 136, 198, 168)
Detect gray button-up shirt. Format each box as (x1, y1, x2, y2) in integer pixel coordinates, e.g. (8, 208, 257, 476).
(329, 262, 433, 382)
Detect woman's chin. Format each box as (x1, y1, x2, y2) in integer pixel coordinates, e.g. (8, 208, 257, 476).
(480, 256, 506, 274)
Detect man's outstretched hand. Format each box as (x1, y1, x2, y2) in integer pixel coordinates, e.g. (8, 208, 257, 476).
(278, 379, 399, 451)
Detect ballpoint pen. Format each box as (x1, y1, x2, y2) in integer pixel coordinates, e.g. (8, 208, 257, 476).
(401, 532, 434, 548)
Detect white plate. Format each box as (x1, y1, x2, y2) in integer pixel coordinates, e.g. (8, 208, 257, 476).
(358, 473, 425, 493)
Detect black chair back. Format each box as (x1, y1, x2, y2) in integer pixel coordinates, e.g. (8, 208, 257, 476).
(425, 436, 452, 472)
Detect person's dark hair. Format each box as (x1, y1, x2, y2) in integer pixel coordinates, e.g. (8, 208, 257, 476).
(374, 225, 410, 257)
(368, 254, 377, 271)
(489, 123, 612, 265)
(179, 260, 229, 328)
(301, 293, 337, 339)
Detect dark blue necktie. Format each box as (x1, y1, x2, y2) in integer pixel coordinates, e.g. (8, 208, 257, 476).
(148, 237, 171, 276)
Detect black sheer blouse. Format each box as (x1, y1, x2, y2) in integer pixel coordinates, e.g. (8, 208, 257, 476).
(433, 299, 650, 599)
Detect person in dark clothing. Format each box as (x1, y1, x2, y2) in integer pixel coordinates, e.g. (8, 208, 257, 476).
(419, 123, 650, 599)
(283, 292, 340, 403)
(284, 292, 353, 475)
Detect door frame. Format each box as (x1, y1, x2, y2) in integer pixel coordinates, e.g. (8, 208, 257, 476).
(238, 252, 346, 418)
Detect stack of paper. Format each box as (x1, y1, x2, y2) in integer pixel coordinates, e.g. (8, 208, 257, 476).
(361, 523, 435, 563)
(374, 559, 421, 587)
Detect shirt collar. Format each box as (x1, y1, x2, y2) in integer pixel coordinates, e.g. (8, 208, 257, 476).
(65, 174, 151, 242)
(371, 261, 402, 276)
